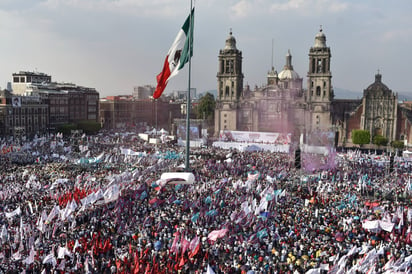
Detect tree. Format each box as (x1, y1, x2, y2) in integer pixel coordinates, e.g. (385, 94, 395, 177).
(77, 120, 102, 135)
(57, 123, 77, 135)
(391, 140, 405, 150)
(373, 135, 388, 146)
(195, 92, 215, 121)
(351, 129, 370, 146)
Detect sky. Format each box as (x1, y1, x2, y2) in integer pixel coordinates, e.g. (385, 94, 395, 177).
(0, 0, 412, 99)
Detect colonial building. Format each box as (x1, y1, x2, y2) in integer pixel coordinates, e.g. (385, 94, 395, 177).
(338, 73, 412, 146)
(0, 89, 48, 138)
(99, 96, 182, 131)
(215, 29, 412, 147)
(2, 71, 100, 135)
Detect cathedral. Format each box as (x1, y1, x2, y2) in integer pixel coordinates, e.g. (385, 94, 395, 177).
(214, 29, 412, 148)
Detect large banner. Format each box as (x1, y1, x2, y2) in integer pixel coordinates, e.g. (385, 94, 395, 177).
(177, 125, 200, 140)
(306, 130, 336, 147)
(219, 130, 291, 145)
(12, 97, 21, 107)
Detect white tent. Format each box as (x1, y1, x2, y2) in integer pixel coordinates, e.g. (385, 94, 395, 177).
(160, 172, 195, 185)
(403, 150, 412, 159)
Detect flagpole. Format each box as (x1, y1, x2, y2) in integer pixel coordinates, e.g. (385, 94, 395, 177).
(185, 0, 193, 172)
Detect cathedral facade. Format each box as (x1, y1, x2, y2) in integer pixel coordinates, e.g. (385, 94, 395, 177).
(214, 29, 412, 148)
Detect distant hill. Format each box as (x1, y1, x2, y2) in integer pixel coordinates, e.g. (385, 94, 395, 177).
(333, 88, 363, 100)
(398, 92, 412, 101)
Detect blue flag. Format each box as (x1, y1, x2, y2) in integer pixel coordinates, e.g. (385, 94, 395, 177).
(191, 212, 200, 223)
(140, 191, 148, 200)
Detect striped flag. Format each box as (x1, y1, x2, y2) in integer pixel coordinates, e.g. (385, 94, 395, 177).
(153, 8, 194, 99)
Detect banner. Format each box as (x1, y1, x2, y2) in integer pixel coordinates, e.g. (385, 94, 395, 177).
(219, 130, 291, 144)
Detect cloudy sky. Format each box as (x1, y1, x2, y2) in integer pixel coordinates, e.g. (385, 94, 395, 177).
(0, 0, 411, 98)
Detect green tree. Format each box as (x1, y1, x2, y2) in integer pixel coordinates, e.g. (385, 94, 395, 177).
(351, 129, 370, 146)
(195, 92, 215, 121)
(391, 140, 405, 150)
(373, 135, 388, 146)
(77, 120, 102, 135)
(57, 123, 77, 135)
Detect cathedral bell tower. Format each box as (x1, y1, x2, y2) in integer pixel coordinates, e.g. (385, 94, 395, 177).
(307, 27, 333, 132)
(215, 30, 244, 135)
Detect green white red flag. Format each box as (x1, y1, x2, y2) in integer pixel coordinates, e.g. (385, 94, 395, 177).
(153, 8, 194, 99)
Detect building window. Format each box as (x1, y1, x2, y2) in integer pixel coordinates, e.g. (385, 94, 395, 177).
(13, 77, 19, 83)
(316, 86, 321, 96)
(317, 59, 322, 73)
(20, 77, 25, 83)
(225, 60, 234, 73)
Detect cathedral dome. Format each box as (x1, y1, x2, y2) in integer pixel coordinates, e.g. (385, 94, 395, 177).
(224, 30, 237, 50)
(365, 73, 391, 93)
(278, 50, 300, 80)
(313, 27, 327, 48)
(278, 69, 300, 80)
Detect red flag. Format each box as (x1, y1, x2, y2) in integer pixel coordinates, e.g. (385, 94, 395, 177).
(170, 232, 180, 254)
(103, 238, 112, 253)
(133, 251, 140, 274)
(181, 237, 190, 255)
(179, 255, 186, 267)
(189, 238, 200, 258)
(116, 259, 121, 272)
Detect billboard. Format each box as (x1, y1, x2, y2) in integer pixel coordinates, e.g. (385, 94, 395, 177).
(177, 125, 200, 140)
(219, 130, 291, 145)
(12, 97, 21, 107)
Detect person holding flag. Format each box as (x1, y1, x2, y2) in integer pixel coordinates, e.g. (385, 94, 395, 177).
(153, 7, 194, 99)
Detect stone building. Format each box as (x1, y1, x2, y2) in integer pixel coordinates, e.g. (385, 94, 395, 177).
(0, 71, 100, 136)
(99, 96, 182, 131)
(215, 29, 412, 147)
(0, 89, 48, 138)
(133, 85, 155, 100)
(338, 73, 412, 146)
(215, 29, 332, 142)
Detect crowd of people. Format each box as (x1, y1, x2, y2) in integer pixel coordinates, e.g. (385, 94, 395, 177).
(0, 130, 411, 273)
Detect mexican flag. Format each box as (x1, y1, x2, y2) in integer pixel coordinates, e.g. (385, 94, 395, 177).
(153, 8, 194, 99)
